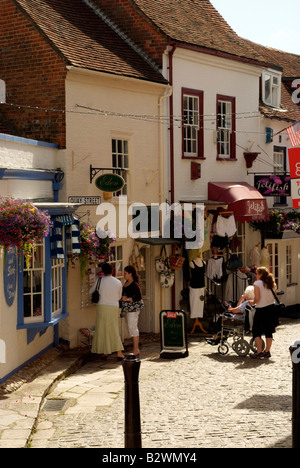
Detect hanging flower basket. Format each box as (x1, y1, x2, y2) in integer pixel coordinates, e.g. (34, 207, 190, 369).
(0, 197, 52, 266)
(71, 223, 116, 278)
(250, 209, 300, 238)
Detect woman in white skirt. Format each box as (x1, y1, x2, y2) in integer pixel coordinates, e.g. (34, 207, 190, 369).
(121, 265, 144, 357)
(89, 263, 124, 361)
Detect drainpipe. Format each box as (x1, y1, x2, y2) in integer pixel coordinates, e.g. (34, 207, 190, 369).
(168, 43, 177, 206)
(158, 82, 173, 319)
(158, 84, 173, 206)
(167, 43, 177, 310)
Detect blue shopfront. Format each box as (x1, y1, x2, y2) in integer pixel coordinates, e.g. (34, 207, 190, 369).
(0, 136, 81, 382)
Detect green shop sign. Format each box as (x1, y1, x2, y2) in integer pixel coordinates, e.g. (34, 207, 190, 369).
(95, 173, 125, 192)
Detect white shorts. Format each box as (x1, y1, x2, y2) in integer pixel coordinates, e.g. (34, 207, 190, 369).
(216, 214, 236, 237)
(126, 310, 140, 337)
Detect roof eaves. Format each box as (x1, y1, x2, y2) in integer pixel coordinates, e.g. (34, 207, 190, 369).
(173, 40, 271, 69)
(82, 0, 163, 75)
(68, 64, 168, 86)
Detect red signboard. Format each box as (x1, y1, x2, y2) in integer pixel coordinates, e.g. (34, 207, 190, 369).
(288, 148, 300, 179)
(166, 312, 178, 319)
(291, 179, 300, 208)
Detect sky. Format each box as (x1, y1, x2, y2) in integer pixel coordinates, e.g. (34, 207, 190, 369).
(210, 0, 300, 55)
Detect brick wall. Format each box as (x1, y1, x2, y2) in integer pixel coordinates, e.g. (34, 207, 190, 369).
(89, 0, 168, 68)
(0, 0, 67, 147)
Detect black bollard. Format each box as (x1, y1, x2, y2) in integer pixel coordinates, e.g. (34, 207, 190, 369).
(122, 353, 142, 448)
(289, 341, 300, 448)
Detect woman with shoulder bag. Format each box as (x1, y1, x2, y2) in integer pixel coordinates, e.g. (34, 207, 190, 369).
(89, 263, 125, 361)
(121, 265, 144, 357)
(251, 266, 278, 360)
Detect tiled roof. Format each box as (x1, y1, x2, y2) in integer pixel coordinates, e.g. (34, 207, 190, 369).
(244, 40, 300, 77)
(131, 0, 266, 64)
(244, 40, 300, 122)
(13, 0, 167, 84)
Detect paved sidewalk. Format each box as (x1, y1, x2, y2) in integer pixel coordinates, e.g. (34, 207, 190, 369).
(0, 350, 86, 448)
(1, 317, 299, 448)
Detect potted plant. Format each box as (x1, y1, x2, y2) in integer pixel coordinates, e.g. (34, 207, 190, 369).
(0, 197, 52, 267)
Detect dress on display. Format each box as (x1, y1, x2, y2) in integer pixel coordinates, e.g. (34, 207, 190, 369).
(189, 260, 205, 319)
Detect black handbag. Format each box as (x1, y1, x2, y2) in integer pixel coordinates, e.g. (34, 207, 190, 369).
(91, 278, 101, 304)
(271, 289, 285, 322)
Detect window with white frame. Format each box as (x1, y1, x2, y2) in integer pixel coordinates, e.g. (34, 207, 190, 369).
(108, 244, 124, 279)
(236, 222, 246, 266)
(263, 70, 281, 108)
(274, 148, 286, 205)
(217, 95, 236, 159)
(112, 138, 129, 196)
(182, 89, 204, 158)
(51, 257, 64, 318)
(286, 244, 292, 285)
(268, 242, 279, 288)
(23, 242, 44, 323)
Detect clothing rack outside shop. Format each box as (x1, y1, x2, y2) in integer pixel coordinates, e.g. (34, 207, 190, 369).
(205, 274, 223, 323)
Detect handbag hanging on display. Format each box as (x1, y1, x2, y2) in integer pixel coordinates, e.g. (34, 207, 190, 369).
(91, 277, 102, 304)
(134, 243, 145, 271)
(169, 245, 185, 271)
(155, 245, 168, 273)
(159, 257, 175, 288)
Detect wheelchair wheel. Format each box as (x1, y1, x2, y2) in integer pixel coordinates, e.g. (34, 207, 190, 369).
(218, 343, 229, 356)
(249, 338, 265, 353)
(234, 339, 250, 357)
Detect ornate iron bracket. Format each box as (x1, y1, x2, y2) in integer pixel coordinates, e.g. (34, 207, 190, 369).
(90, 165, 127, 183)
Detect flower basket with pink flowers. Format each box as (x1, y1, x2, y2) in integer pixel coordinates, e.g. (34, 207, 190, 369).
(0, 197, 52, 267)
(71, 223, 116, 278)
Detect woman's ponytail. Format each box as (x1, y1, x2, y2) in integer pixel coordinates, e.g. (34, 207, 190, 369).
(256, 266, 277, 290)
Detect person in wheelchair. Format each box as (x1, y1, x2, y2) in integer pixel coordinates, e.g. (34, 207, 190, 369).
(206, 286, 255, 346)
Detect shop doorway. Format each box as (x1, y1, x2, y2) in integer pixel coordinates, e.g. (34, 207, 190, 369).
(267, 239, 299, 306)
(138, 246, 151, 332)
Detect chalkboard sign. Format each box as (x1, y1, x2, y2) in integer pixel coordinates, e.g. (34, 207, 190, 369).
(4, 247, 17, 307)
(160, 310, 189, 359)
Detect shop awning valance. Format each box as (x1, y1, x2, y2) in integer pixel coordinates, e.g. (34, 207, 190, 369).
(208, 182, 269, 222)
(135, 237, 180, 246)
(50, 215, 80, 258)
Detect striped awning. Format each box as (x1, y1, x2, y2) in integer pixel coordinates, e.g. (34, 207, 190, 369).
(50, 215, 81, 258)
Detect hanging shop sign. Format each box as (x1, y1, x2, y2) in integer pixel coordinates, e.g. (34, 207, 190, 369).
(95, 173, 125, 193)
(160, 310, 189, 359)
(3, 246, 17, 307)
(254, 174, 291, 197)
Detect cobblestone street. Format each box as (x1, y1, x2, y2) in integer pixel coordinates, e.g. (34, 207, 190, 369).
(27, 317, 300, 449)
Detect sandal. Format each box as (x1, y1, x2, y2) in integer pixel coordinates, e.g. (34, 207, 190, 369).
(250, 352, 263, 359)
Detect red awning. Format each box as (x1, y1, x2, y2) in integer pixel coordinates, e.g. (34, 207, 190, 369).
(208, 182, 269, 222)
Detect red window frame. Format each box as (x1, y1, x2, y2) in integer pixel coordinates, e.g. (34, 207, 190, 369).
(181, 88, 204, 159)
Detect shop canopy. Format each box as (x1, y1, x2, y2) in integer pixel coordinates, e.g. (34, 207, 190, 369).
(208, 182, 269, 222)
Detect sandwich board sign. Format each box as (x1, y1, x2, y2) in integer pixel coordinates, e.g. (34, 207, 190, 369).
(160, 310, 189, 359)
